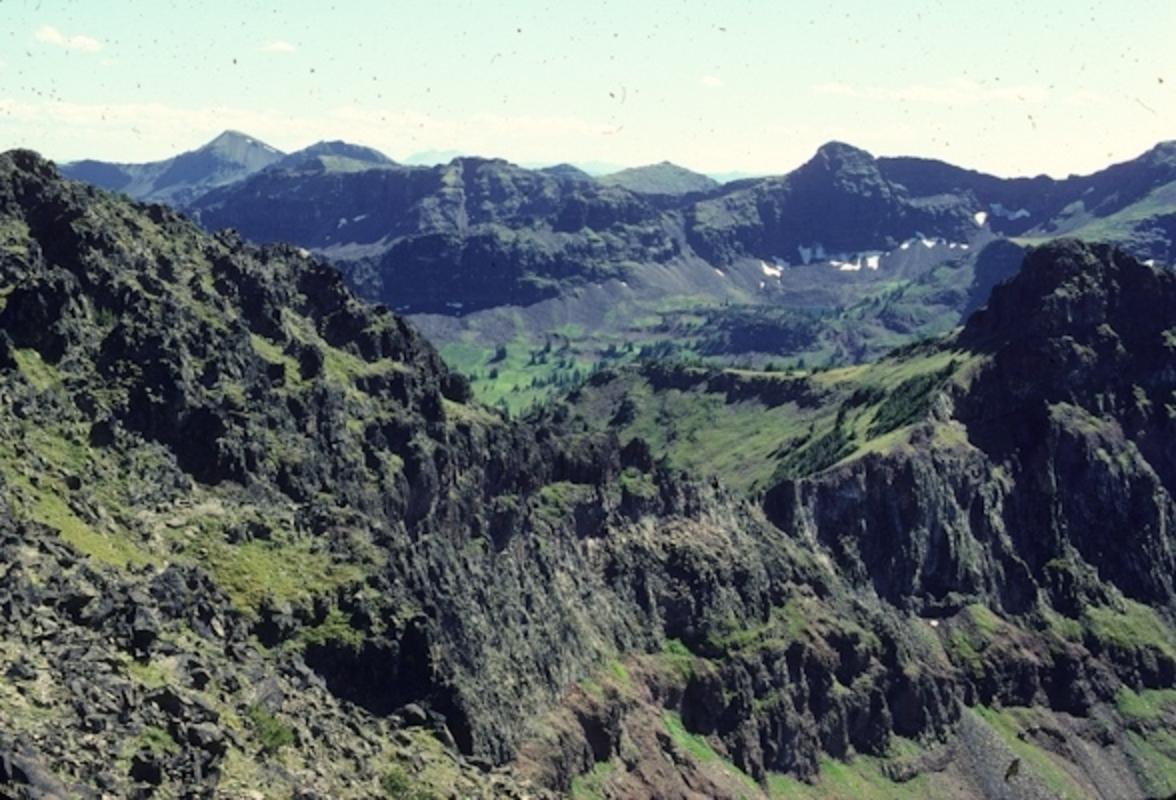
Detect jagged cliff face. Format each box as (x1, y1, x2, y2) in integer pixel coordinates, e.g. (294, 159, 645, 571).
(2, 152, 1175, 799)
(564, 241, 1176, 796)
(765, 240, 1176, 614)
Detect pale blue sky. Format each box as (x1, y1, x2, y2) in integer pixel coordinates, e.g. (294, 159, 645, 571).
(1, 0, 1173, 176)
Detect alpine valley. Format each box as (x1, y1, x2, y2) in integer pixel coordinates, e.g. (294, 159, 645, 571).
(63, 132, 1176, 413)
(0, 128, 1171, 800)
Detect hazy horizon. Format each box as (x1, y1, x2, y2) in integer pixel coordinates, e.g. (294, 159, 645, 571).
(2, 0, 1173, 178)
(32, 126, 1176, 185)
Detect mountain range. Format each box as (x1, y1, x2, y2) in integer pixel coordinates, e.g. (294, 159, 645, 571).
(62, 132, 1176, 411)
(62, 134, 1176, 327)
(65, 132, 1176, 265)
(2, 149, 1175, 798)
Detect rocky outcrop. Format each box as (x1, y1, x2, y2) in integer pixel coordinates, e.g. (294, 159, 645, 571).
(766, 241, 1175, 601)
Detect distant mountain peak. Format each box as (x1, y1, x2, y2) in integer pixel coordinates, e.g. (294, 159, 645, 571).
(300, 140, 391, 161)
(778, 142, 893, 203)
(268, 140, 395, 173)
(597, 161, 718, 195)
(207, 129, 251, 144)
(810, 141, 876, 167)
(786, 141, 887, 197)
(59, 130, 284, 204)
(198, 130, 284, 161)
(817, 140, 871, 155)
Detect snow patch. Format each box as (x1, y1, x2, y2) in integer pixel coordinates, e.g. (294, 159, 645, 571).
(990, 203, 1031, 221)
(921, 238, 937, 249)
(900, 241, 911, 250)
(760, 260, 783, 278)
(296, 247, 311, 258)
(827, 251, 881, 272)
(1145, 259, 1157, 267)
(351, 214, 368, 223)
(714, 268, 726, 277)
(973, 211, 988, 226)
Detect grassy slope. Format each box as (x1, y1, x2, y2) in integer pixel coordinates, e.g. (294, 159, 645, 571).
(1016, 180, 1176, 251)
(439, 250, 991, 414)
(569, 344, 979, 493)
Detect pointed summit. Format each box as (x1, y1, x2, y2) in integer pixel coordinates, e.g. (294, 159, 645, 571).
(60, 131, 284, 205)
(197, 130, 284, 169)
(538, 163, 593, 182)
(205, 129, 252, 146)
(786, 141, 888, 199)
